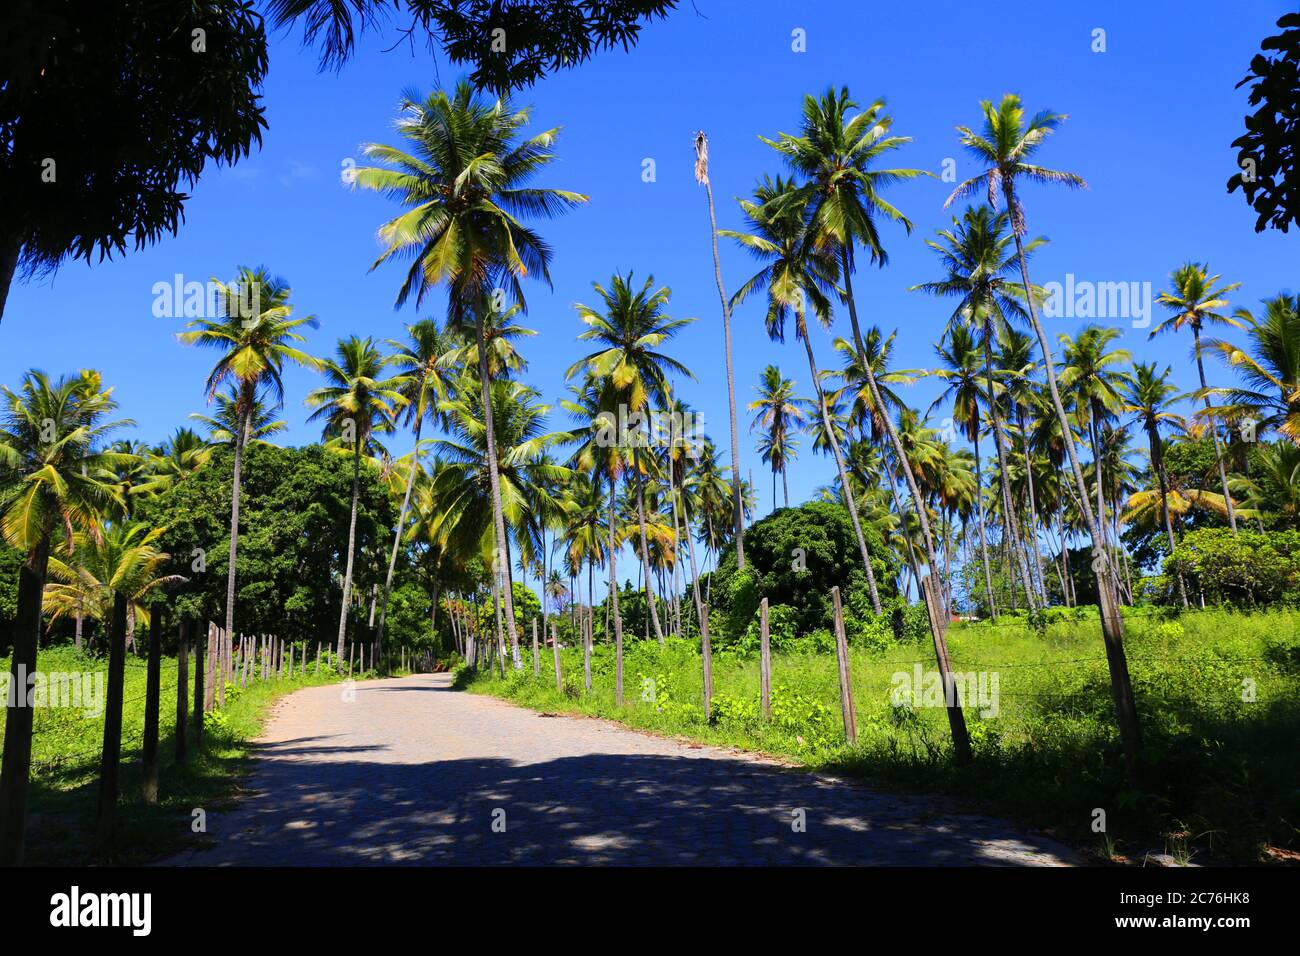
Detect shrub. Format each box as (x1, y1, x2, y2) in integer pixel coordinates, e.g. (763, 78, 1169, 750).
(1167, 528, 1300, 606)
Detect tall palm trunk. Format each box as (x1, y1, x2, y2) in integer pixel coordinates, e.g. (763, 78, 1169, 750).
(983, 329, 1038, 612)
(971, 430, 997, 618)
(475, 308, 521, 651)
(0, 536, 52, 865)
(1007, 211, 1142, 784)
(840, 249, 969, 760)
(1148, 424, 1190, 607)
(95, 592, 129, 849)
(796, 306, 882, 612)
(608, 476, 625, 705)
(697, 135, 745, 569)
(375, 416, 422, 657)
(1193, 324, 1238, 532)
(334, 435, 362, 661)
(1016, 405, 1050, 604)
(223, 392, 250, 672)
(631, 445, 665, 642)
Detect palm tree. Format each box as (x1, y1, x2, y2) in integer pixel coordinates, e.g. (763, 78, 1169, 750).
(178, 266, 320, 671)
(354, 80, 586, 656)
(765, 88, 955, 655)
(0, 369, 130, 865)
(913, 204, 1045, 610)
(1152, 263, 1243, 531)
(1205, 292, 1300, 443)
(747, 364, 808, 510)
(721, 174, 884, 613)
(134, 428, 212, 496)
(1231, 441, 1300, 526)
(694, 131, 747, 570)
(1059, 325, 1133, 593)
(566, 272, 694, 644)
(189, 385, 288, 449)
(997, 328, 1051, 603)
(376, 319, 454, 662)
(929, 324, 998, 616)
(1121, 363, 1189, 606)
(305, 336, 407, 662)
(946, 93, 1141, 783)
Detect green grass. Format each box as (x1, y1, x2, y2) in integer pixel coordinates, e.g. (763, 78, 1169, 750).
(1, 644, 359, 865)
(463, 607, 1300, 864)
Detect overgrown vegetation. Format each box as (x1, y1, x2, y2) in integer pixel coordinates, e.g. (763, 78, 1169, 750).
(462, 607, 1300, 864)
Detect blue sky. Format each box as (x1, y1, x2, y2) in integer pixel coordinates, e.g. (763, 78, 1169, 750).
(3, 0, 1295, 531)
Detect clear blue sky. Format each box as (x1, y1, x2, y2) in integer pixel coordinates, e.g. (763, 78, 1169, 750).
(3, 0, 1295, 530)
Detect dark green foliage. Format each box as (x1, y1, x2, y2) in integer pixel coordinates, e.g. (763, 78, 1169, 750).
(134, 443, 419, 647)
(705, 501, 899, 645)
(1228, 12, 1300, 233)
(1167, 527, 1300, 606)
(0, 544, 19, 646)
(267, 0, 677, 93)
(0, 1, 268, 299)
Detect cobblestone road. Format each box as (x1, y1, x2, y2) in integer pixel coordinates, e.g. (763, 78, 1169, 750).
(166, 673, 1077, 866)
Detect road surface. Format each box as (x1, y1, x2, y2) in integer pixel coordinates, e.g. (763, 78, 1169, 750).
(166, 672, 1077, 866)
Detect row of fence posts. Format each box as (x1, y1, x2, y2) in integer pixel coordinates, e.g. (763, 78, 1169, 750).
(454, 575, 967, 752)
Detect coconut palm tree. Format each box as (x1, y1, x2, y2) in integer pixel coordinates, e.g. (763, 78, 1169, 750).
(929, 324, 998, 616)
(134, 428, 212, 496)
(1204, 292, 1300, 443)
(178, 266, 320, 670)
(762, 89, 950, 632)
(566, 272, 694, 643)
(354, 80, 586, 656)
(1152, 263, 1244, 532)
(1231, 441, 1300, 526)
(946, 93, 1141, 782)
(189, 385, 288, 449)
(1059, 325, 1133, 572)
(376, 319, 454, 662)
(1120, 363, 1189, 606)
(721, 173, 884, 613)
(305, 336, 407, 662)
(694, 131, 747, 570)
(747, 364, 808, 510)
(912, 204, 1045, 610)
(0, 369, 131, 865)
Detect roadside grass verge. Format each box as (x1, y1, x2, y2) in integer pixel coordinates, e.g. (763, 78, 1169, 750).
(461, 607, 1300, 863)
(1, 645, 359, 865)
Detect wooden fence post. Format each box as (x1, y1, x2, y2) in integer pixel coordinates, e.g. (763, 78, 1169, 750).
(176, 617, 189, 764)
(759, 597, 772, 720)
(193, 623, 205, 747)
(532, 618, 540, 675)
(701, 603, 713, 720)
(551, 621, 562, 693)
(316, 642, 321, 675)
(831, 587, 857, 744)
(205, 623, 216, 711)
(583, 608, 592, 693)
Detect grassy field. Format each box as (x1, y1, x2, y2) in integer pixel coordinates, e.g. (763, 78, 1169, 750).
(462, 607, 1300, 864)
(0, 644, 357, 864)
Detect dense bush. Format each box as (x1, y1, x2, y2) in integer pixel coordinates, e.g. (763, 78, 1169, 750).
(705, 501, 899, 643)
(1166, 527, 1300, 606)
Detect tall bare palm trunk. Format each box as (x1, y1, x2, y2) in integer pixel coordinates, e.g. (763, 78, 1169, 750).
(223, 398, 249, 669)
(1148, 426, 1189, 606)
(631, 445, 665, 642)
(608, 477, 625, 705)
(695, 132, 745, 569)
(475, 308, 521, 652)
(0, 537, 52, 865)
(983, 332, 1038, 612)
(971, 430, 998, 618)
(375, 418, 422, 661)
(840, 250, 969, 761)
(1193, 326, 1238, 533)
(1008, 220, 1142, 784)
(335, 437, 362, 661)
(1016, 406, 1050, 604)
(796, 309, 882, 612)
